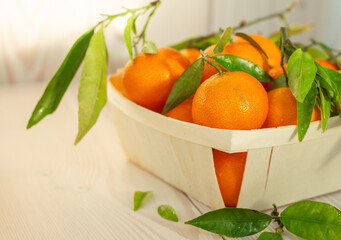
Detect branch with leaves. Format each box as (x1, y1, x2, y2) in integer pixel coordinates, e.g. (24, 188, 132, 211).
(27, 1, 160, 144)
(186, 200, 341, 239)
(169, 0, 301, 51)
(27, 0, 341, 144)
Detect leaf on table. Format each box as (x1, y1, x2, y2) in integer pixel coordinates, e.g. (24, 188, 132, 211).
(256, 232, 283, 240)
(27, 29, 94, 129)
(280, 200, 341, 240)
(297, 81, 317, 141)
(212, 27, 232, 54)
(124, 14, 135, 62)
(134, 191, 152, 211)
(75, 27, 108, 145)
(212, 55, 273, 82)
(157, 205, 179, 222)
(185, 208, 272, 238)
(162, 58, 205, 114)
(287, 48, 317, 103)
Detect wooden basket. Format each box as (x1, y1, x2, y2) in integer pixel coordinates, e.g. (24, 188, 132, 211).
(108, 81, 341, 210)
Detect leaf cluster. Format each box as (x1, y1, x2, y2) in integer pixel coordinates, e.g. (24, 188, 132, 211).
(27, 0, 341, 144)
(287, 48, 341, 141)
(185, 200, 341, 239)
(27, 1, 160, 144)
(163, 28, 274, 115)
(134, 190, 341, 240)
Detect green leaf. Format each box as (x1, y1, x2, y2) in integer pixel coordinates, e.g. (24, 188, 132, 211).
(271, 75, 289, 91)
(134, 191, 152, 211)
(324, 67, 341, 94)
(297, 81, 317, 141)
(169, 34, 221, 51)
(27, 29, 94, 129)
(75, 27, 108, 145)
(124, 14, 135, 62)
(142, 41, 157, 54)
(212, 27, 232, 54)
(132, 14, 138, 34)
(318, 86, 331, 131)
(280, 200, 341, 240)
(257, 232, 283, 240)
(157, 205, 179, 222)
(306, 47, 328, 59)
(324, 68, 341, 112)
(235, 32, 268, 59)
(315, 62, 341, 121)
(162, 58, 205, 114)
(212, 55, 273, 82)
(185, 208, 272, 238)
(287, 48, 317, 102)
(315, 62, 337, 96)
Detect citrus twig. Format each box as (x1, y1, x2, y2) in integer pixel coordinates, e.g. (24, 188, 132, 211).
(96, 1, 159, 29)
(279, 27, 289, 83)
(234, 0, 298, 31)
(133, 1, 160, 48)
(169, 0, 299, 50)
(271, 204, 284, 233)
(200, 50, 224, 75)
(309, 39, 341, 57)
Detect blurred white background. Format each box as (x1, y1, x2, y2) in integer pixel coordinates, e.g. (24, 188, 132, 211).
(0, 0, 340, 84)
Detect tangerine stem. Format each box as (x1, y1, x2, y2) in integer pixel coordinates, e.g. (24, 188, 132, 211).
(96, 1, 159, 29)
(234, 0, 297, 31)
(279, 27, 289, 83)
(200, 50, 224, 75)
(134, 1, 160, 47)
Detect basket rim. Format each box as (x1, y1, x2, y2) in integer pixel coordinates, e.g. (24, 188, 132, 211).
(107, 77, 341, 152)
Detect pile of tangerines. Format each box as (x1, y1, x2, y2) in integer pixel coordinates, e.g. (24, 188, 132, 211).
(109, 34, 339, 207)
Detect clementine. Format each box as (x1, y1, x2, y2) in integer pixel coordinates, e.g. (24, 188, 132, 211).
(180, 48, 201, 64)
(192, 71, 269, 130)
(234, 34, 281, 68)
(262, 87, 321, 128)
(213, 150, 247, 207)
(122, 48, 190, 110)
(314, 59, 339, 70)
(165, 97, 193, 123)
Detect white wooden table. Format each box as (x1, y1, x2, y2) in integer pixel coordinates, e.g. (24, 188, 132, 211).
(1, 84, 340, 240)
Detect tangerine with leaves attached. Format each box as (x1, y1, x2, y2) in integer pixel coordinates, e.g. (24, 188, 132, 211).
(234, 34, 282, 68)
(201, 43, 269, 81)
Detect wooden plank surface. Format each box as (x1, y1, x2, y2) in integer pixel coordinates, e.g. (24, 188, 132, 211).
(0, 83, 341, 240)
